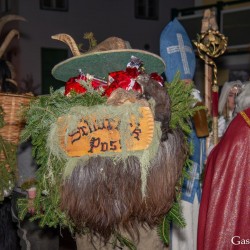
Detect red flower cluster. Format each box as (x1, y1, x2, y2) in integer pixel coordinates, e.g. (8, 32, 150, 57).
(64, 74, 107, 96)
(104, 68, 142, 97)
(64, 58, 164, 97)
(149, 72, 164, 86)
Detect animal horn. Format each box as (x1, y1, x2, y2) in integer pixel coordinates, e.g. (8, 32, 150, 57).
(0, 29, 19, 58)
(0, 14, 26, 35)
(51, 33, 81, 56)
(5, 78, 18, 86)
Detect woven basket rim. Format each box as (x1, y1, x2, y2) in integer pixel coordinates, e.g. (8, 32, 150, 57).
(0, 92, 34, 98)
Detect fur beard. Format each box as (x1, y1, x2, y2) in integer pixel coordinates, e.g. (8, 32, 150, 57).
(60, 128, 187, 241)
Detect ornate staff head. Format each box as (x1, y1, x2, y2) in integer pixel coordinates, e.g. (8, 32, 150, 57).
(193, 9, 228, 145)
(194, 29, 228, 87)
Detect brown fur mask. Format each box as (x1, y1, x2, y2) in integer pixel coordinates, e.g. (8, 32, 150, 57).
(60, 75, 187, 241)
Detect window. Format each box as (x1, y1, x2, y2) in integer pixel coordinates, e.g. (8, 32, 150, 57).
(0, 0, 11, 13)
(41, 48, 68, 94)
(40, 0, 68, 11)
(221, 6, 250, 48)
(135, 0, 159, 20)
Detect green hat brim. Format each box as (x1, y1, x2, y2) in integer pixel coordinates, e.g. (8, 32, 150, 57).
(52, 49, 166, 82)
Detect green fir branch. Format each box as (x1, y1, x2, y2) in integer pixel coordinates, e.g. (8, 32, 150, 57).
(157, 215, 170, 245)
(157, 72, 201, 245)
(166, 72, 203, 134)
(167, 202, 186, 228)
(114, 232, 137, 250)
(157, 201, 186, 245)
(18, 88, 106, 229)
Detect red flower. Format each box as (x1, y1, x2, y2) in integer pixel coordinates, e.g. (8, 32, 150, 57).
(150, 72, 164, 86)
(104, 70, 142, 97)
(126, 67, 140, 78)
(64, 77, 87, 95)
(64, 74, 108, 96)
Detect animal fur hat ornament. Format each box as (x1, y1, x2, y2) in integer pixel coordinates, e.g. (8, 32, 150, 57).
(19, 34, 194, 247)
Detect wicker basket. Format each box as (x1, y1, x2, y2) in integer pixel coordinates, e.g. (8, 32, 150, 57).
(0, 93, 33, 144)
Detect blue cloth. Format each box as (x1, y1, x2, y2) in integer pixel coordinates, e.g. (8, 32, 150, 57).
(160, 18, 196, 82)
(160, 18, 206, 204)
(181, 130, 206, 203)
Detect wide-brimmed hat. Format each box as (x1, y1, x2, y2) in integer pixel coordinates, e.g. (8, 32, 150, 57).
(51, 35, 166, 81)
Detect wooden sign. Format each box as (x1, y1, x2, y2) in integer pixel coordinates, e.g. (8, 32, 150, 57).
(58, 106, 154, 157)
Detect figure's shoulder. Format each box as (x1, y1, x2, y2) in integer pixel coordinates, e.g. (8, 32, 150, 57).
(239, 108, 250, 127)
(244, 107, 250, 116)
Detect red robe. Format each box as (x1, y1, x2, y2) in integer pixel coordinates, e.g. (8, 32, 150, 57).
(198, 108, 250, 250)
